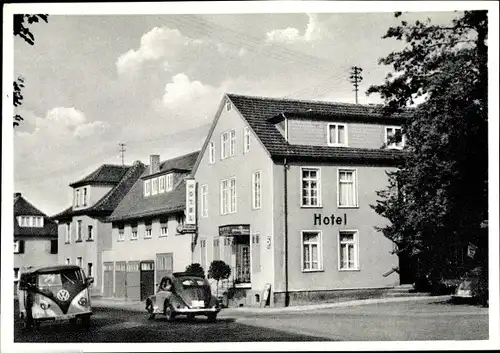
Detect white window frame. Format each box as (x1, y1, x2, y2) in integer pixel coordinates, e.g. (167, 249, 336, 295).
(159, 175, 166, 193)
(144, 223, 152, 239)
(221, 132, 229, 160)
(160, 225, 169, 237)
(327, 123, 348, 147)
(226, 99, 232, 111)
(118, 227, 125, 242)
(300, 167, 322, 208)
(14, 240, 20, 253)
(301, 230, 323, 272)
(229, 129, 236, 157)
(201, 184, 208, 218)
(229, 177, 236, 213)
(252, 170, 261, 210)
(337, 168, 359, 208)
(65, 223, 71, 243)
(144, 180, 151, 197)
(385, 126, 405, 149)
(151, 177, 159, 195)
(244, 126, 250, 153)
(131, 229, 138, 240)
(338, 230, 359, 271)
(208, 141, 215, 164)
(87, 225, 94, 241)
(166, 174, 173, 191)
(75, 189, 80, 207)
(83, 187, 88, 206)
(220, 177, 236, 215)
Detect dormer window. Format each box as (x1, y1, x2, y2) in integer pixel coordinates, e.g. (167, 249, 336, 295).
(152, 177, 159, 195)
(166, 174, 173, 191)
(385, 126, 404, 149)
(17, 216, 44, 228)
(159, 175, 165, 193)
(83, 188, 88, 206)
(75, 189, 80, 207)
(327, 123, 347, 147)
(144, 180, 151, 196)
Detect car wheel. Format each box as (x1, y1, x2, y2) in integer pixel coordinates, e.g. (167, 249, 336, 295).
(81, 315, 91, 328)
(207, 313, 217, 323)
(164, 302, 176, 322)
(146, 301, 155, 320)
(187, 313, 195, 321)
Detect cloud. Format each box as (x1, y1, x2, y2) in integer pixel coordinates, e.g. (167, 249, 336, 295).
(162, 73, 215, 107)
(266, 14, 326, 43)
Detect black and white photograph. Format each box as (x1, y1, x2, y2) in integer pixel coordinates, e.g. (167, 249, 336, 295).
(2, 1, 499, 351)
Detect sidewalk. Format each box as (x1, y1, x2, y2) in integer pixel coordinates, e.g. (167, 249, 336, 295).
(91, 295, 453, 315)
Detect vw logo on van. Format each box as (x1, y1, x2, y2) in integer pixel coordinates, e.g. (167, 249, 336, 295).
(56, 289, 70, 301)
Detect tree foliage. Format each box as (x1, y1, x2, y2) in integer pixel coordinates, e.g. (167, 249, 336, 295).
(185, 263, 205, 278)
(13, 14, 49, 127)
(368, 11, 488, 280)
(208, 260, 231, 297)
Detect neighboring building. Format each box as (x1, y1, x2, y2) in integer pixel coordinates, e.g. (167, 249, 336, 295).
(52, 162, 145, 296)
(191, 93, 408, 307)
(14, 192, 58, 289)
(102, 151, 199, 301)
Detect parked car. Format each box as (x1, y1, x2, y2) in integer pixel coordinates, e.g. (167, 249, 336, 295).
(145, 273, 220, 322)
(17, 265, 94, 330)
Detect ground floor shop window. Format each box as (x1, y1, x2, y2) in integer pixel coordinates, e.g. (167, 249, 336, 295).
(339, 231, 358, 270)
(302, 231, 322, 271)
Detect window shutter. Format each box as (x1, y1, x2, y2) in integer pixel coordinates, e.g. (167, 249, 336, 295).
(19, 240, 25, 254)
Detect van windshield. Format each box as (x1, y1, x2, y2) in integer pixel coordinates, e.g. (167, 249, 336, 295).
(37, 269, 85, 294)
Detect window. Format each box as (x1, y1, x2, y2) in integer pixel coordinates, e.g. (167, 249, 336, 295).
(87, 225, 94, 241)
(229, 129, 236, 157)
(161, 225, 168, 237)
(159, 176, 165, 193)
(252, 171, 261, 209)
(14, 268, 20, 281)
(166, 174, 173, 191)
(118, 225, 125, 241)
(66, 258, 70, 265)
(301, 168, 321, 207)
(50, 239, 58, 254)
(87, 263, 93, 277)
(83, 188, 88, 206)
(226, 99, 232, 111)
(176, 215, 185, 228)
(339, 231, 358, 270)
(76, 257, 83, 267)
(220, 177, 236, 215)
(200, 238, 207, 270)
(201, 185, 208, 217)
(385, 126, 404, 149)
(75, 189, 80, 206)
(328, 123, 347, 146)
(131, 230, 138, 240)
(244, 127, 250, 153)
(77, 220, 82, 241)
(14, 240, 20, 253)
(338, 169, 358, 207)
(144, 180, 151, 196)
(144, 221, 152, 238)
(209, 141, 215, 164)
(151, 177, 159, 195)
(302, 231, 322, 271)
(17, 216, 43, 227)
(221, 132, 229, 159)
(65, 223, 71, 243)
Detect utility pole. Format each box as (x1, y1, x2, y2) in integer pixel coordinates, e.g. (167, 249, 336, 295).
(118, 143, 126, 166)
(349, 66, 363, 104)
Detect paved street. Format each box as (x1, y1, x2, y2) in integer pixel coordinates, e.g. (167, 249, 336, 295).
(14, 298, 488, 342)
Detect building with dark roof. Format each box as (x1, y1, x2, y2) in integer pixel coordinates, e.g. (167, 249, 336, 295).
(191, 93, 408, 307)
(101, 151, 199, 301)
(14, 193, 58, 288)
(52, 161, 146, 296)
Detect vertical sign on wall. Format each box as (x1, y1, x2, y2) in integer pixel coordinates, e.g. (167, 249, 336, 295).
(185, 178, 197, 225)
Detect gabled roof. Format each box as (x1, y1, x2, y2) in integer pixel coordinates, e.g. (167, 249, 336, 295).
(14, 194, 57, 238)
(69, 164, 130, 188)
(107, 151, 200, 223)
(52, 161, 147, 220)
(193, 93, 407, 173)
(143, 151, 200, 179)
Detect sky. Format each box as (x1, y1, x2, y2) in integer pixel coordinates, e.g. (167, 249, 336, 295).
(6, 4, 478, 216)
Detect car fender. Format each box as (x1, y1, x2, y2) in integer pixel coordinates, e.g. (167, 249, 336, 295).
(146, 296, 157, 309)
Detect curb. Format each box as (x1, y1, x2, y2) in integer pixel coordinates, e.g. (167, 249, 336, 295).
(92, 295, 452, 314)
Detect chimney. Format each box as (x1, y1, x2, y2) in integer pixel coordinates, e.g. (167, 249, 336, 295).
(150, 155, 160, 174)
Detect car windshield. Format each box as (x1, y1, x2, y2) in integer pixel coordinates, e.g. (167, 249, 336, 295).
(37, 269, 85, 294)
(179, 277, 208, 287)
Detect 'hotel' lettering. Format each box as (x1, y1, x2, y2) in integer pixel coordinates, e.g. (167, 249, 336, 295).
(314, 213, 347, 226)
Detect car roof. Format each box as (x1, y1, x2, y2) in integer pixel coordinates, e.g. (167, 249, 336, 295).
(20, 265, 81, 275)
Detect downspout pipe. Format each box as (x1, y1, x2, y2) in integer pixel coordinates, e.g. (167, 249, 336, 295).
(284, 157, 290, 307)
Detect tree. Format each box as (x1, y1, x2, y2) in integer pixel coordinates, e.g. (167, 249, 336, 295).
(13, 14, 49, 127)
(207, 260, 231, 298)
(185, 263, 205, 278)
(367, 11, 488, 285)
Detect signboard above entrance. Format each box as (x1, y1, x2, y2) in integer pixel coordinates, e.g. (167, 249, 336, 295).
(219, 225, 250, 237)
